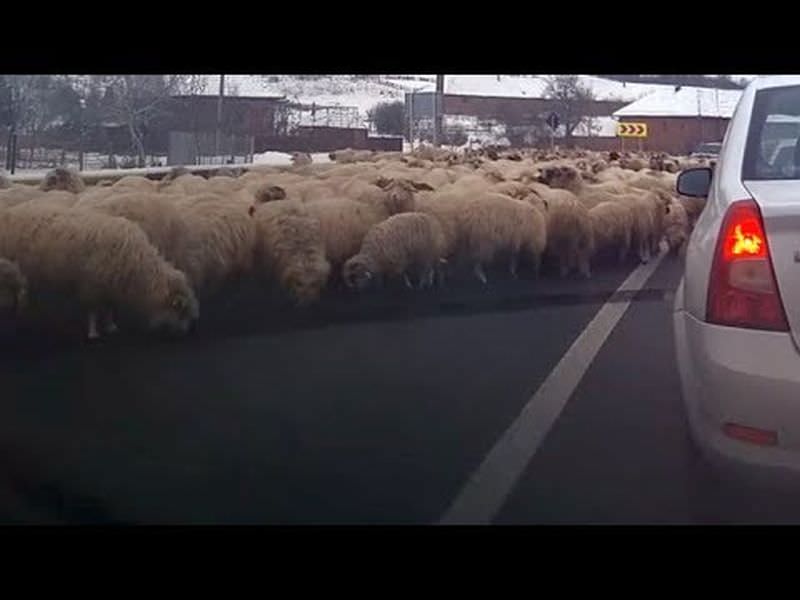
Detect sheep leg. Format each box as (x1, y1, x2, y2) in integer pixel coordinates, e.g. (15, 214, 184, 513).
(435, 260, 447, 288)
(87, 313, 101, 340)
(473, 263, 488, 285)
(509, 254, 519, 279)
(559, 255, 570, 279)
(579, 256, 592, 279)
(403, 273, 414, 290)
(101, 309, 119, 335)
(532, 254, 541, 280)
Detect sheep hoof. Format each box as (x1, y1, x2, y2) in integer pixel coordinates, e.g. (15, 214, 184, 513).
(403, 274, 414, 290)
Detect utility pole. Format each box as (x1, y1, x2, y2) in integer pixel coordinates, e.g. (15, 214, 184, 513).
(215, 75, 225, 164)
(434, 75, 444, 147)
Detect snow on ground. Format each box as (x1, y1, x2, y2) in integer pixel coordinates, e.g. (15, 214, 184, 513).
(252, 151, 332, 166)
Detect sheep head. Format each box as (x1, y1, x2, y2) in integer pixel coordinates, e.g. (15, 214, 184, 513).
(40, 167, 85, 194)
(382, 179, 417, 214)
(148, 267, 199, 336)
(283, 256, 331, 306)
(536, 165, 581, 192)
(342, 255, 376, 291)
(253, 184, 287, 204)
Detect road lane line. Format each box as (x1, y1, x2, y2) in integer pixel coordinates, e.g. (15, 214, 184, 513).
(438, 251, 667, 525)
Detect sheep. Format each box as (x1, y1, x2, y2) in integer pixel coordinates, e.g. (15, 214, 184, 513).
(413, 191, 465, 261)
(0, 185, 44, 210)
(206, 176, 246, 195)
(663, 199, 690, 257)
(588, 201, 634, 265)
(678, 194, 706, 229)
(614, 194, 659, 263)
(24, 190, 79, 210)
(342, 212, 447, 290)
(0, 205, 198, 339)
(251, 182, 288, 204)
(538, 194, 594, 279)
(161, 166, 191, 183)
(291, 152, 313, 166)
(458, 193, 547, 284)
(160, 173, 209, 195)
(112, 175, 158, 192)
(39, 167, 86, 194)
(174, 196, 258, 293)
(0, 258, 27, 318)
(536, 164, 661, 261)
(251, 200, 331, 305)
(0, 172, 11, 189)
(74, 191, 191, 271)
(303, 197, 388, 272)
(213, 166, 238, 178)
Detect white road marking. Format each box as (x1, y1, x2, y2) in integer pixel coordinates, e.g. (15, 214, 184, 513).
(438, 251, 667, 525)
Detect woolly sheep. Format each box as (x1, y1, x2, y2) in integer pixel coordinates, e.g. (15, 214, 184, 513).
(663, 199, 690, 257)
(112, 175, 158, 192)
(40, 167, 86, 194)
(291, 152, 313, 166)
(458, 193, 547, 284)
(251, 200, 331, 305)
(588, 202, 634, 265)
(174, 196, 258, 293)
(0, 206, 198, 339)
(0, 172, 11, 189)
(342, 212, 447, 290)
(303, 197, 389, 270)
(538, 194, 594, 279)
(0, 185, 44, 210)
(74, 191, 191, 271)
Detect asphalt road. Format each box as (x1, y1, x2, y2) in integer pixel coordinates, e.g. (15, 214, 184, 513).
(1, 254, 800, 524)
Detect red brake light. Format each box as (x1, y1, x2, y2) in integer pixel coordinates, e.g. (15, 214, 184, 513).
(707, 199, 789, 331)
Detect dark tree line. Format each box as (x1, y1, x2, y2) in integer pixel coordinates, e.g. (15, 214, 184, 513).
(0, 75, 205, 168)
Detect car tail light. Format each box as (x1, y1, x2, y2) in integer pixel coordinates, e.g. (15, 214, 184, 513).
(723, 422, 778, 446)
(707, 199, 789, 331)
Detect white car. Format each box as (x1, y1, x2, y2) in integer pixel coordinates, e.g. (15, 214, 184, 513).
(675, 76, 800, 489)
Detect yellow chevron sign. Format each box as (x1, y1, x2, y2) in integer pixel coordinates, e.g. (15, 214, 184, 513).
(617, 122, 648, 138)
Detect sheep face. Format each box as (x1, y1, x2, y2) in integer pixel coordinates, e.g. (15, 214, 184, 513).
(384, 179, 416, 214)
(147, 269, 199, 335)
(254, 185, 287, 204)
(537, 165, 580, 190)
(284, 259, 331, 306)
(40, 167, 85, 194)
(342, 256, 375, 291)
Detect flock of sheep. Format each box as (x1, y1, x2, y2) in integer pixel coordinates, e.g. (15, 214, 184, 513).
(0, 145, 708, 342)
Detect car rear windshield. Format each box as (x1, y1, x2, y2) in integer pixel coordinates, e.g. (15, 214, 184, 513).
(743, 85, 800, 180)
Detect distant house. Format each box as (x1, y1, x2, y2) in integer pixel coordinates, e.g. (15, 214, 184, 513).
(613, 86, 743, 154)
(405, 75, 674, 147)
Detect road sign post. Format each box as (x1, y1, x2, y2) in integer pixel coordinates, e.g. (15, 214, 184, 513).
(546, 112, 560, 151)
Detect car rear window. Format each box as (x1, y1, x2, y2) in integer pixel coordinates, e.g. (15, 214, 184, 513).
(743, 85, 800, 180)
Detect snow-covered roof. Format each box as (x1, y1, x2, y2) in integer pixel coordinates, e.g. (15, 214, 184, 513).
(613, 86, 743, 118)
(434, 75, 674, 102)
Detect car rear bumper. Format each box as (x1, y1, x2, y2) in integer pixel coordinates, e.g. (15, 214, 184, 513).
(674, 302, 800, 490)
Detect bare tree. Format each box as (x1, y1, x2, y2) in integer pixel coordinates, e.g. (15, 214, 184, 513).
(543, 75, 596, 147)
(97, 75, 200, 167)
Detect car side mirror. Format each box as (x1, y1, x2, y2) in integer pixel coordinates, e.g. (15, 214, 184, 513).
(677, 167, 713, 198)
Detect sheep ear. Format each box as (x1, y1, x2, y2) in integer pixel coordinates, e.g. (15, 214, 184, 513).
(248, 205, 256, 217)
(411, 181, 434, 191)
